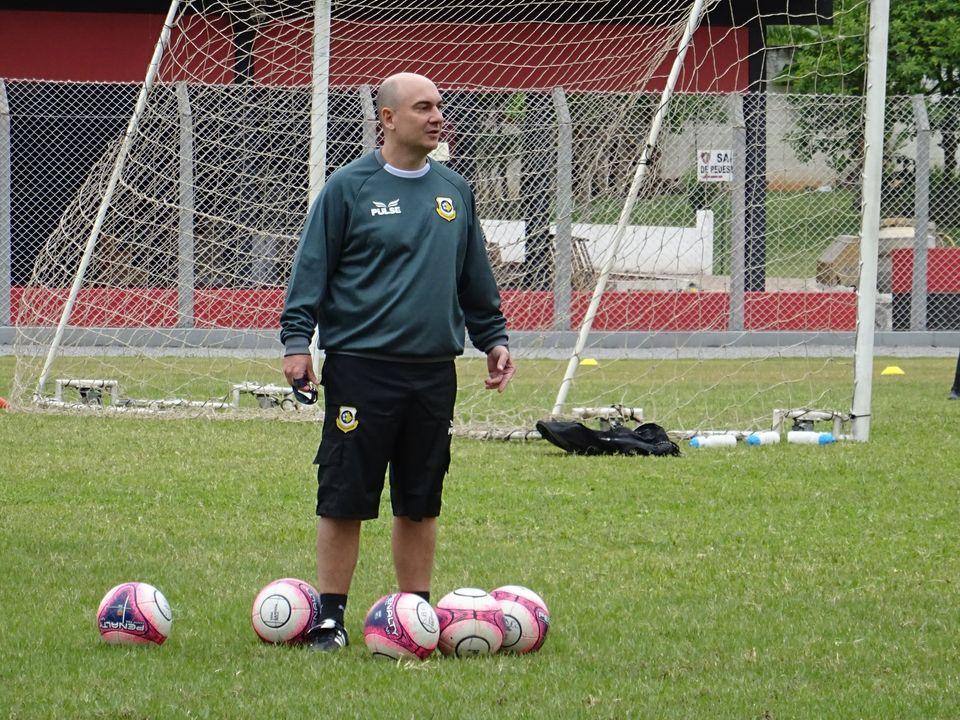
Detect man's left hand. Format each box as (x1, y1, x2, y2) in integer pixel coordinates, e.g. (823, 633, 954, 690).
(485, 345, 515, 393)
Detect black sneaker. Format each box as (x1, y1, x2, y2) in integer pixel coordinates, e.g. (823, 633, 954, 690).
(950, 390, 959, 400)
(304, 618, 349, 652)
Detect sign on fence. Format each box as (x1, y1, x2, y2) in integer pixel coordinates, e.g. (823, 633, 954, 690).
(697, 149, 733, 182)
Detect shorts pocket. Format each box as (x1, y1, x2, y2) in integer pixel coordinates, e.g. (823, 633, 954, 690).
(313, 440, 343, 466)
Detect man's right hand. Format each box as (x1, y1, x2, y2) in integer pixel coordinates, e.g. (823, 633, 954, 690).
(283, 354, 318, 392)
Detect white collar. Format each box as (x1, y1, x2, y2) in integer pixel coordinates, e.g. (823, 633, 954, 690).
(382, 159, 431, 178)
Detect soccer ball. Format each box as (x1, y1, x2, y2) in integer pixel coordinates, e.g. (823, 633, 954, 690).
(97, 582, 172, 646)
(251, 578, 321, 644)
(435, 587, 505, 657)
(363, 592, 440, 660)
(491, 585, 550, 654)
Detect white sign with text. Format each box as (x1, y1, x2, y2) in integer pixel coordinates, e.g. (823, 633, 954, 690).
(697, 149, 733, 182)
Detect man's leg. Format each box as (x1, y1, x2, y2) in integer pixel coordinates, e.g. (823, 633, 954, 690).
(307, 517, 361, 651)
(392, 515, 437, 594)
(317, 517, 362, 593)
(951, 349, 960, 399)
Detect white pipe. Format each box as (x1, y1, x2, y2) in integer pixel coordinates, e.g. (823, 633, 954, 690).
(552, 0, 707, 416)
(851, 0, 890, 442)
(309, 0, 331, 204)
(35, 0, 182, 398)
(308, 0, 332, 375)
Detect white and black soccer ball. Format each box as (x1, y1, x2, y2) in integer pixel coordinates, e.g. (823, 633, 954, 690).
(97, 581, 172, 646)
(435, 587, 505, 657)
(251, 578, 321, 644)
(363, 592, 440, 660)
(491, 585, 550, 654)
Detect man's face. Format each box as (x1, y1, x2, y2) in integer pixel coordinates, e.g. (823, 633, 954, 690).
(384, 81, 444, 154)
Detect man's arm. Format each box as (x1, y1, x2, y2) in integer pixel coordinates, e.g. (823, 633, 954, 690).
(280, 181, 348, 359)
(457, 189, 509, 354)
(457, 187, 513, 392)
(280, 181, 349, 391)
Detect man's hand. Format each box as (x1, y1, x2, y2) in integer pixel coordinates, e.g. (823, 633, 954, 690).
(485, 345, 515, 393)
(283, 354, 318, 399)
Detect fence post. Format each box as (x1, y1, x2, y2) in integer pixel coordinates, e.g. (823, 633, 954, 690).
(176, 82, 195, 328)
(728, 93, 746, 331)
(0, 79, 10, 326)
(552, 86, 572, 331)
(359, 85, 376, 154)
(910, 94, 929, 332)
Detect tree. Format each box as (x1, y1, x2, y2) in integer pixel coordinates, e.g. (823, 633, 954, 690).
(770, 0, 960, 173)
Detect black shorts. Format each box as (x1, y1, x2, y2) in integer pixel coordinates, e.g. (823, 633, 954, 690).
(313, 353, 457, 521)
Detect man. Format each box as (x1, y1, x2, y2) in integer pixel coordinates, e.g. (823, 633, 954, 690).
(950, 349, 960, 400)
(280, 72, 515, 651)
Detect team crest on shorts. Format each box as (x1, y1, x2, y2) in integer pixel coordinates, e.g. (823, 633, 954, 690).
(336, 406, 358, 433)
(435, 196, 456, 222)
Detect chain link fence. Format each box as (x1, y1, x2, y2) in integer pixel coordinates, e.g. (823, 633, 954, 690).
(1, 79, 958, 335)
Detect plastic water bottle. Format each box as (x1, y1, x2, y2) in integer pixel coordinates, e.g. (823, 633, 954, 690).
(787, 430, 835, 445)
(746, 431, 780, 446)
(689, 434, 737, 448)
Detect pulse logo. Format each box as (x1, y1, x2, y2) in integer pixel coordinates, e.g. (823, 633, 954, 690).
(371, 199, 401, 216)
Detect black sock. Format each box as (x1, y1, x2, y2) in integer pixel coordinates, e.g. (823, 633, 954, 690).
(413, 591, 430, 603)
(319, 593, 347, 626)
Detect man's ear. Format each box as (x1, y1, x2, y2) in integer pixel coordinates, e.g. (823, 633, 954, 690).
(380, 107, 394, 131)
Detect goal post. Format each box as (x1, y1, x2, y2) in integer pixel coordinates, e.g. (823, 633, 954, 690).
(11, 0, 891, 440)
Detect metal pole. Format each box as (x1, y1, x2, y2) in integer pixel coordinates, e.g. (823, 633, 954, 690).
(729, 92, 746, 331)
(359, 84, 376, 154)
(910, 94, 929, 332)
(308, 0, 332, 375)
(35, 0, 182, 398)
(0, 79, 11, 327)
(310, 0, 331, 203)
(552, 86, 572, 331)
(176, 81, 195, 328)
(851, 0, 890, 442)
(553, 0, 707, 416)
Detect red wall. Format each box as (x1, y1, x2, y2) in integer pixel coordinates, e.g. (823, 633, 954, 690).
(0, 10, 748, 91)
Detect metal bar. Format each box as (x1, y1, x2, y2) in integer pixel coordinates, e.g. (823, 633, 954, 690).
(0, 79, 11, 326)
(359, 84, 376, 154)
(553, 0, 708, 416)
(36, 0, 183, 397)
(552, 86, 572, 331)
(729, 93, 746, 331)
(910, 94, 929, 332)
(309, 0, 331, 203)
(176, 82, 195, 328)
(851, 0, 890, 442)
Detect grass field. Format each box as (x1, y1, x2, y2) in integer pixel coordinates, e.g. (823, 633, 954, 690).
(1, 354, 959, 718)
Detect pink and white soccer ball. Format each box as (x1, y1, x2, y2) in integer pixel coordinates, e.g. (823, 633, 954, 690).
(363, 592, 440, 660)
(491, 585, 550, 654)
(97, 582, 172, 646)
(435, 587, 506, 657)
(251, 578, 321, 644)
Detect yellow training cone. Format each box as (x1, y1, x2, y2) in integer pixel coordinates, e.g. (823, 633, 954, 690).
(579, 358, 599, 366)
(881, 365, 905, 376)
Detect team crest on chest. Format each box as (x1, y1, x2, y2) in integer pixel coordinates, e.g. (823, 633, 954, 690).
(435, 196, 456, 222)
(336, 406, 358, 433)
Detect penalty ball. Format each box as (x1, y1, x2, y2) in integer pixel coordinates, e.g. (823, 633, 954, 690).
(491, 585, 550, 653)
(97, 582, 172, 646)
(251, 578, 321, 644)
(435, 587, 505, 657)
(363, 592, 440, 660)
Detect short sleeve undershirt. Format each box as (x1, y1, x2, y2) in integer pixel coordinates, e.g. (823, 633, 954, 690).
(383, 161, 432, 178)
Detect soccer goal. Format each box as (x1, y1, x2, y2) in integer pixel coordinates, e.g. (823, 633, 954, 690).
(12, 0, 890, 440)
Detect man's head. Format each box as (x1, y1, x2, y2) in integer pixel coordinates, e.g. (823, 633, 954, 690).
(376, 73, 443, 160)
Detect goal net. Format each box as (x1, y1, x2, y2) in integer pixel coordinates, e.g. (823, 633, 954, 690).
(12, 0, 888, 438)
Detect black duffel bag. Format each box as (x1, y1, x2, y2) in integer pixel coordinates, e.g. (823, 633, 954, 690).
(535, 420, 680, 457)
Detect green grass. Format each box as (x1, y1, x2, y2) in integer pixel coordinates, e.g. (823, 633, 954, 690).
(589, 188, 861, 278)
(2, 355, 959, 718)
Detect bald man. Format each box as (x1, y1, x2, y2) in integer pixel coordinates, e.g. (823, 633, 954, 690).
(280, 73, 515, 651)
